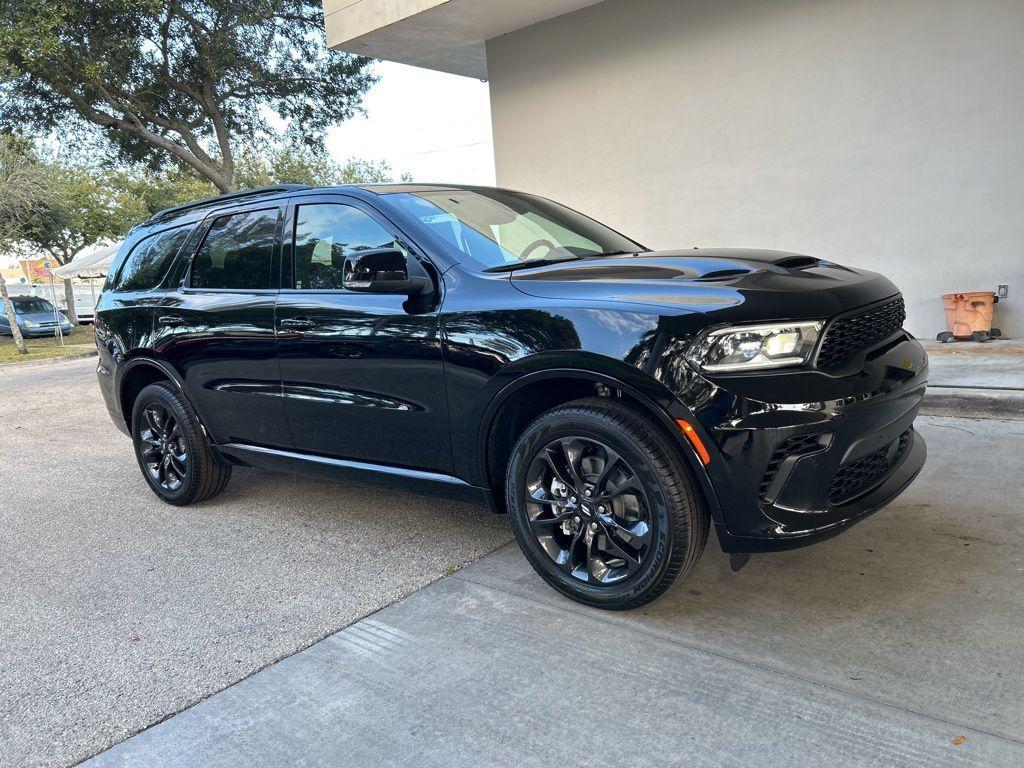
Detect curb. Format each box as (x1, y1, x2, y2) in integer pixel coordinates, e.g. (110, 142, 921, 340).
(0, 348, 98, 370)
(922, 387, 1024, 420)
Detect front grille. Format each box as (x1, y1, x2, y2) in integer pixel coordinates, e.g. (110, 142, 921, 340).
(828, 430, 911, 505)
(816, 296, 906, 371)
(759, 433, 827, 501)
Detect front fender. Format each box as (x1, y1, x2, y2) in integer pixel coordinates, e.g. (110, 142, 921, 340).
(471, 355, 726, 529)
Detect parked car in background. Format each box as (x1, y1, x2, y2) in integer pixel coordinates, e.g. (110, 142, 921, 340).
(95, 184, 928, 610)
(0, 296, 73, 338)
(7, 283, 103, 324)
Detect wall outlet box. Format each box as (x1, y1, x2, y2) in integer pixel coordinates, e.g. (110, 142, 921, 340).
(997, 284, 1009, 298)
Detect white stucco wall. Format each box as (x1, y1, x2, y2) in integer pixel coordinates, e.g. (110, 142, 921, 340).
(486, 0, 1024, 338)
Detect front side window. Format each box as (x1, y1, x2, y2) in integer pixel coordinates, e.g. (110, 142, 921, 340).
(191, 209, 278, 290)
(115, 225, 193, 292)
(292, 203, 404, 290)
(387, 189, 642, 270)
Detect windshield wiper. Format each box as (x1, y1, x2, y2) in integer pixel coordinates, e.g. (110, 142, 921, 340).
(588, 250, 640, 258)
(483, 256, 580, 273)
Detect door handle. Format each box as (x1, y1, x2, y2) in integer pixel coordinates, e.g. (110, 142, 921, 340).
(158, 315, 186, 326)
(280, 317, 315, 330)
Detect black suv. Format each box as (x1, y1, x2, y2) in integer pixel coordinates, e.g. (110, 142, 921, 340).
(96, 184, 927, 609)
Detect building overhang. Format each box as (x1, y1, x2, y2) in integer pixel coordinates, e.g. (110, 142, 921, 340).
(323, 0, 603, 79)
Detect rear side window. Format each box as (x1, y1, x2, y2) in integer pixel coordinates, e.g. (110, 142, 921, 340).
(191, 208, 278, 290)
(114, 225, 192, 292)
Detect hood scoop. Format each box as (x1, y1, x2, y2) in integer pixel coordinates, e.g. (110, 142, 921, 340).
(694, 268, 754, 281)
(773, 255, 821, 270)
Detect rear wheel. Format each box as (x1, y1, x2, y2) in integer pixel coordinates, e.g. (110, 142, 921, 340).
(131, 382, 231, 505)
(506, 397, 708, 610)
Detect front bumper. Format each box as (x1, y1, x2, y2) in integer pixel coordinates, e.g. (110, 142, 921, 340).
(18, 324, 72, 337)
(673, 334, 928, 553)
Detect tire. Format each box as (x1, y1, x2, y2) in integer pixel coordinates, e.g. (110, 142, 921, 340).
(991, 328, 1002, 338)
(971, 330, 990, 343)
(936, 331, 954, 343)
(506, 397, 709, 610)
(131, 382, 231, 505)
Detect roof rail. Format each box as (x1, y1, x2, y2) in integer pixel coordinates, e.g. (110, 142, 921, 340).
(148, 184, 311, 223)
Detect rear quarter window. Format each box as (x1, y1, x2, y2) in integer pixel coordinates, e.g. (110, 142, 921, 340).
(113, 225, 193, 292)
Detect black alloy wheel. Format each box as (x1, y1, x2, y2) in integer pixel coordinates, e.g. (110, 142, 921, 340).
(138, 403, 189, 492)
(507, 397, 709, 610)
(131, 382, 232, 505)
(524, 436, 652, 585)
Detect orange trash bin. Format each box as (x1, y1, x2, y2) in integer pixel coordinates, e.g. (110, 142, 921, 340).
(938, 291, 1001, 342)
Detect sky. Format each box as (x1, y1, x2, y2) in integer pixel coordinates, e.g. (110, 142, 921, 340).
(325, 61, 495, 185)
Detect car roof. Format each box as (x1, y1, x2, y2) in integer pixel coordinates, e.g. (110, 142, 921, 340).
(135, 182, 523, 232)
(355, 183, 512, 195)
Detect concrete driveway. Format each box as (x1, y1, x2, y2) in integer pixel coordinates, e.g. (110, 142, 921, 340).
(0, 357, 512, 768)
(4, 358, 1024, 767)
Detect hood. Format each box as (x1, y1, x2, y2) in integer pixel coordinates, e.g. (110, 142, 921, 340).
(509, 248, 900, 323)
(17, 311, 67, 325)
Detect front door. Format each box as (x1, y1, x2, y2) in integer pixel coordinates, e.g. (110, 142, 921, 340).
(155, 205, 290, 448)
(275, 196, 451, 473)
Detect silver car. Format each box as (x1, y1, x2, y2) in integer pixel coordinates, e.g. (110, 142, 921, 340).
(0, 296, 73, 338)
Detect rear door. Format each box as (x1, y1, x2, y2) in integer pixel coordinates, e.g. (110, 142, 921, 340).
(154, 204, 291, 448)
(275, 194, 451, 472)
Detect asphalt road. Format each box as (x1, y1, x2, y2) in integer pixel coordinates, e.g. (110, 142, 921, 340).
(0, 357, 513, 768)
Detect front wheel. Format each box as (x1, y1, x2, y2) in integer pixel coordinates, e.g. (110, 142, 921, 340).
(506, 398, 709, 610)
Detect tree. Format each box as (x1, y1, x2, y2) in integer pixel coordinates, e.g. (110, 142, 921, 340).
(0, 135, 52, 354)
(337, 158, 414, 185)
(111, 166, 219, 218)
(0, 1, 376, 192)
(21, 163, 147, 323)
(232, 143, 413, 188)
(110, 146, 413, 215)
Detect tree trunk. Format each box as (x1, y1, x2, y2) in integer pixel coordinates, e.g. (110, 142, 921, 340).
(63, 278, 79, 326)
(0, 272, 29, 355)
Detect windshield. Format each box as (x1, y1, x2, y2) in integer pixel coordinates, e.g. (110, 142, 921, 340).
(387, 189, 643, 270)
(14, 299, 54, 314)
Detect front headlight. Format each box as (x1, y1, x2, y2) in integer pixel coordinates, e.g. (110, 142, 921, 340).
(687, 321, 823, 372)
(22, 320, 38, 329)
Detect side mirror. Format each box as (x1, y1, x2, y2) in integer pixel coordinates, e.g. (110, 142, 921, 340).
(342, 248, 433, 296)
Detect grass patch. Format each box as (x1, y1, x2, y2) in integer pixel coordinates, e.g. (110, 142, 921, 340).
(0, 329, 96, 364)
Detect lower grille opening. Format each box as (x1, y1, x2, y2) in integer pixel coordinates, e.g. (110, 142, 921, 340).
(829, 430, 911, 505)
(759, 433, 829, 502)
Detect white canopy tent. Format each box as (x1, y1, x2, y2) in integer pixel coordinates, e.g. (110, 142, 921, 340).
(53, 241, 123, 280)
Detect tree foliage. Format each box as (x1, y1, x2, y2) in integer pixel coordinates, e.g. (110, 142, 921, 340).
(22, 163, 148, 265)
(0, 134, 54, 353)
(0, 1, 377, 191)
(114, 146, 414, 217)
(233, 144, 413, 189)
(0, 134, 51, 245)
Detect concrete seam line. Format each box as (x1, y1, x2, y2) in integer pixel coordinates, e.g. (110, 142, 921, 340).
(450, 571, 1024, 749)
